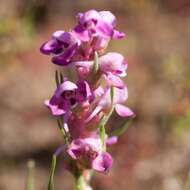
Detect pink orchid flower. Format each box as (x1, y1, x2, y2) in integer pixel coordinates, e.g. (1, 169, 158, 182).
(73, 10, 125, 41)
(40, 30, 80, 66)
(67, 137, 113, 173)
(86, 86, 134, 122)
(74, 52, 127, 88)
(45, 80, 92, 116)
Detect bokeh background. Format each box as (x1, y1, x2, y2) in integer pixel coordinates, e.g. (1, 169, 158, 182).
(0, 0, 190, 190)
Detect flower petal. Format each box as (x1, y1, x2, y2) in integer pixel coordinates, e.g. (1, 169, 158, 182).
(40, 39, 61, 55)
(44, 100, 66, 116)
(52, 43, 78, 66)
(67, 139, 85, 159)
(99, 11, 116, 27)
(112, 30, 125, 39)
(55, 81, 78, 97)
(106, 136, 118, 146)
(104, 73, 125, 89)
(79, 9, 100, 26)
(115, 104, 134, 117)
(96, 20, 113, 38)
(99, 52, 127, 77)
(92, 152, 113, 173)
(73, 25, 90, 42)
(76, 80, 92, 101)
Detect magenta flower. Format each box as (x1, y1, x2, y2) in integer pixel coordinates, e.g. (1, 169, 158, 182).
(40, 9, 134, 190)
(86, 86, 134, 122)
(40, 31, 79, 65)
(75, 52, 127, 88)
(73, 10, 125, 41)
(99, 52, 128, 77)
(45, 80, 92, 116)
(67, 137, 113, 173)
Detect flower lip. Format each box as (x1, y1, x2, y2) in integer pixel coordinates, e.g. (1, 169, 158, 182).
(79, 9, 100, 26)
(99, 52, 128, 75)
(45, 80, 92, 116)
(67, 137, 113, 173)
(56, 81, 78, 97)
(40, 39, 61, 55)
(92, 152, 113, 173)
(99, 11, 116, 27)
(52, 43, 78, 66)
(52, 30, 79, 46)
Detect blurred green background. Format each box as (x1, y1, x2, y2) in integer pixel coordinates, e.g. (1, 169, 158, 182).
(0, 0, 190, 190)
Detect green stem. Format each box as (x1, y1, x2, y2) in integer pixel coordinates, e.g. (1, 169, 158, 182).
(75, 174, 85, 190)
(26, 160, 35, 190)
(48, 155, 57, 190)
(74, 170, 93, 190)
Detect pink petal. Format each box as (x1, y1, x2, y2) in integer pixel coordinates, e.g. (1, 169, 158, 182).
(112, 30, 125, 39)
(106, 136, 118, 146)
(113, 86, 128, 104)
(104, 73, 125, 89)
(92, 152, 113, 173)
(96, 20, 113, 38)
(44, 100, 65, 116)
(115, 104, 134, 117)
(99, 11, 116, 27)
(85, 105, 103, 123)
(80, 10, 100, 25)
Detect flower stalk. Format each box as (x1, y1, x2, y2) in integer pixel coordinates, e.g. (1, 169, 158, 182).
(40, 9, 134, 190)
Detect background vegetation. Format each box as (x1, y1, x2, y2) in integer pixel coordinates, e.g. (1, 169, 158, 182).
(0, 1, 190, 190)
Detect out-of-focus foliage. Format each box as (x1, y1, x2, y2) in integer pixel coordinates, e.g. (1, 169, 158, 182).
(0, 1, 190, 190)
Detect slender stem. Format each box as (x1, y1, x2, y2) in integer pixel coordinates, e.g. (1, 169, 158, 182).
(75, 174, 85, 190)
(74, 170, 92, 190)
(48, 155, 57, 190)
(26, 160, 35, 190)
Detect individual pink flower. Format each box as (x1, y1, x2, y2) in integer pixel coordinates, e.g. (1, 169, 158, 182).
(67, 137, 113, 173)
(40, 31, 79, 65)
(45, 80, 92, 116)
(73, 10, 125, 41)
(74, 52, 127, 88)
(86, 86, 134, 122)
(99, 52, 128, 77)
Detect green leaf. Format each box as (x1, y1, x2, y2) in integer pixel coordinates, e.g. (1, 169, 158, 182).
(111, 119, 132, 136)
(26, 160, 35, 190)
(48, 155, 57, 190)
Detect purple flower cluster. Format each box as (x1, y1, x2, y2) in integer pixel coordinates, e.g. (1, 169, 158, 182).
(41, 10, 134, 175)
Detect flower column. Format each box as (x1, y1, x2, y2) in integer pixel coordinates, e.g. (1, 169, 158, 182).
(40, 10, 134, 190)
